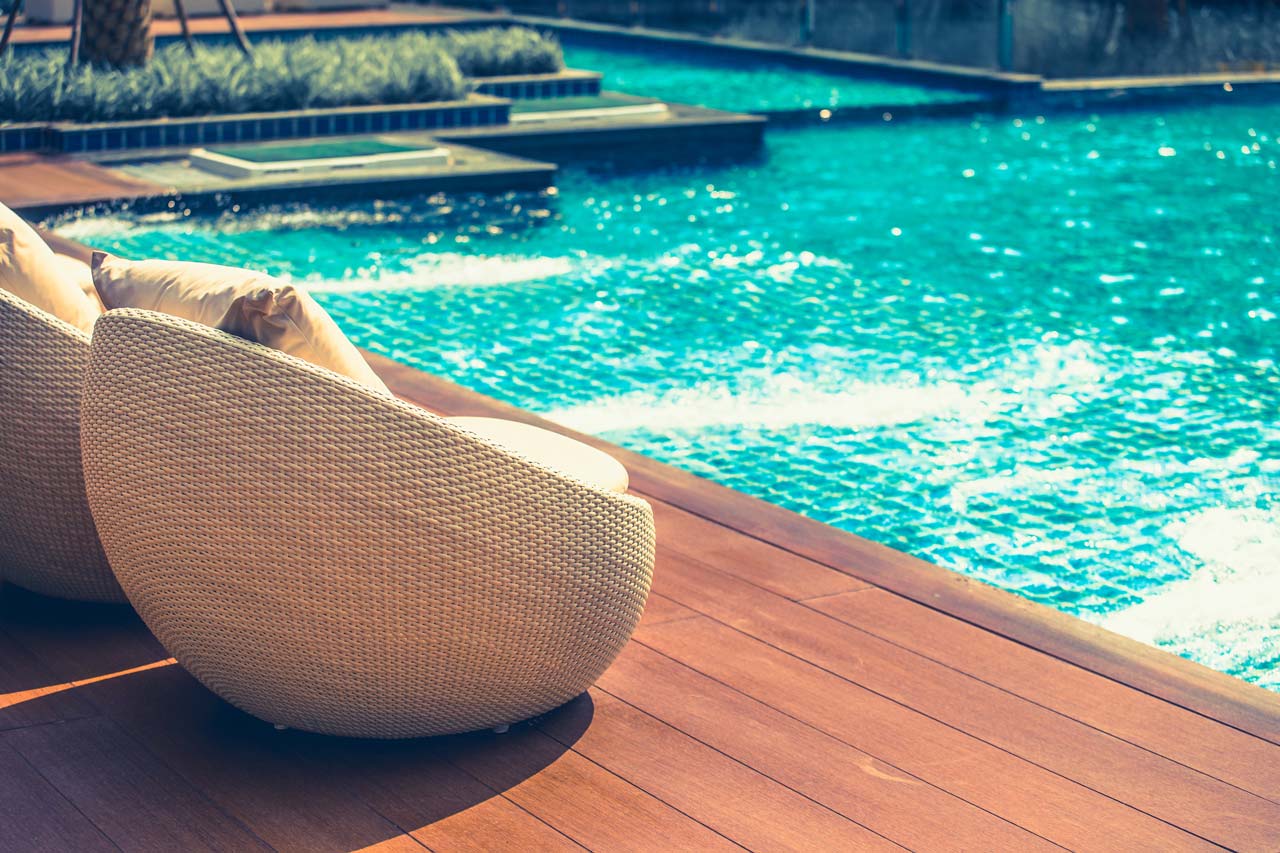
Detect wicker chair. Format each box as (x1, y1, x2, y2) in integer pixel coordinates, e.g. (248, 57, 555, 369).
(80, 309, 656, 739)
(0, 289, 124, 603)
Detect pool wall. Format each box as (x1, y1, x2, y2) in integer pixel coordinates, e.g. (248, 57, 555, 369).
(0, 96, 512, 156)
(473, 69, 604, 99)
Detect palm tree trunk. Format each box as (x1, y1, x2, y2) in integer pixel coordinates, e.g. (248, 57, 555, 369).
(80, 0, 154, 66)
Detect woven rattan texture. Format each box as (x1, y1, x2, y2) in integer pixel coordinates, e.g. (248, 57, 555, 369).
(0, 290, 123, 602)
(81, 309, 656, 738)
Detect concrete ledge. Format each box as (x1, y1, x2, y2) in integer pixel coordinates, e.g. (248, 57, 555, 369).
(2, 140, 555, 219)
(435, 101, 765, 164)
(1043, 70, 1280, 92)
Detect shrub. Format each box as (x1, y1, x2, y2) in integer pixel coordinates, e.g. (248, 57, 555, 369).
(437, 27, 564, 77)
(0, 26, 561, 124)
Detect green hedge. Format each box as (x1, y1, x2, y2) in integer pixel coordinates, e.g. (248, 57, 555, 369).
(440, 27, 565, 77)
(0, 27, 564, 124)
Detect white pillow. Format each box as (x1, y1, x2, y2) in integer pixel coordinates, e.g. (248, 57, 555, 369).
(92, 253, 390, 395)
(0, 203, 102, 333)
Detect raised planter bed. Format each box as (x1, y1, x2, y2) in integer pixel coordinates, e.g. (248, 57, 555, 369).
(472, 69, 603, 99)
(41, 95, 510, 155)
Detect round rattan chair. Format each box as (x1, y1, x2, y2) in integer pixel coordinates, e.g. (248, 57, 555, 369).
(80, 309, 656, 739)
(0, 289, 124, 603)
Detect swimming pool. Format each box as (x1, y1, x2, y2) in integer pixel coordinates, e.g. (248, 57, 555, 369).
(61, 97, 1280, 691)
(560, 34, 979, 112)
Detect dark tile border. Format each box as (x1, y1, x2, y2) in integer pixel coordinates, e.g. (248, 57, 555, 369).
(0, 123, 52, 154)
(473, 69, 604, 99)
(37, 95, 510, 155)
(757, 96, 1002, 126)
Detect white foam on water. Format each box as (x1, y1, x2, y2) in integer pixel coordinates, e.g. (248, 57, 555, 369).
(55, 215, 167, 240)
(543, 376, 982, 435)
(1101, 508, 1280, 654)
(949, 466, 1093, 502)
(545, 340, 1110, 438)
(300, 254, 588, 294)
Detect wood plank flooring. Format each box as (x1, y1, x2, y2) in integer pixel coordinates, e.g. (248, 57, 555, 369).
(0, 356, 1277, 852)
(0, 154, 167, 213)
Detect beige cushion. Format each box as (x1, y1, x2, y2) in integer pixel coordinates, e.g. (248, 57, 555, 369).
(92, 253, 389, 394)
(53, 253, 107, 312)
(0, 204, 102, 333)
(448, 416, 629, 494)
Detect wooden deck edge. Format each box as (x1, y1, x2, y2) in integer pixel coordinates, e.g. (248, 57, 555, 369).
(366, 352, 1280, 745)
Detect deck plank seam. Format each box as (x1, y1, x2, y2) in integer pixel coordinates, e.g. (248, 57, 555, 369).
(796, 595, 1280, 807)
(367, 755, 589, 853)
(1, 735, 126, 853)
(558, 686, 913, 852)
(36, 711, 282, 853)
(606, 642, 1068, 852)
(526, 727, 755, 851)
(796, 587, 882, 603)
(817, 583, 1280, 750)
(0, 626, 289, 853)
(624, 627, 1075, 845)
(0, 710, 104, 735)
(438, 728, 748, 852)
(653, 530, 1280, 798)
(642, 592, 730, 628)
(640, 504, 873, 600)
(635, 487, 1280, 748)
(644, 556, 1239, 850)
(489, 795, 592, 853)
(646, 509, 871, 600)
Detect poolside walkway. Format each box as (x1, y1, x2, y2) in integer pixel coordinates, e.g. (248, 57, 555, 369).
(0, 153, 165, 213)
(0, 142, 558, 220)
(2, 355, 1278, 852)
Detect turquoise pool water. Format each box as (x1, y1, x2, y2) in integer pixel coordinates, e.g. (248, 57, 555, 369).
(560, 35, 978, 112)
(61, 100, 1280, 691)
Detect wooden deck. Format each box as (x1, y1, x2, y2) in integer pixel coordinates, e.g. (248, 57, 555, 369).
(2, 352, 1278, 852)
(0, 154, 168, 213)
